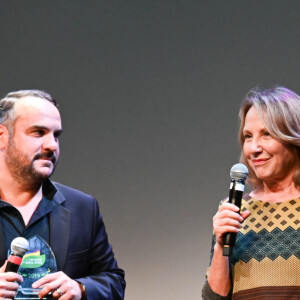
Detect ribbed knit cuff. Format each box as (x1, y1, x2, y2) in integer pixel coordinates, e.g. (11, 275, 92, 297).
(202, 279, 232, 300)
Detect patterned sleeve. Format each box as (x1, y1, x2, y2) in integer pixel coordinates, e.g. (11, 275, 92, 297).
(202, 279, 232, 300)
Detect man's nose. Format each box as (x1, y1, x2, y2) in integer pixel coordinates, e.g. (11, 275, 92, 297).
(43, 134, 59, 152)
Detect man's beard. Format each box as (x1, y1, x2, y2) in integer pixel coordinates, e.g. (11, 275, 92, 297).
(4, 138, 57, 186)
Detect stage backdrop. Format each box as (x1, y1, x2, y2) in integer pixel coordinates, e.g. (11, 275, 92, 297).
(1, 1, 300, 299)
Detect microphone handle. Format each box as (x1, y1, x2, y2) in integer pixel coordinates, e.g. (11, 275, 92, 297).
(223, 180, 244, 256)
(5, 254, 22, 273)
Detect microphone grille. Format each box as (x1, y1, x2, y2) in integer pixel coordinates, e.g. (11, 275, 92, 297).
(230, 163, 249, 181)
(11, 237, 29, 257)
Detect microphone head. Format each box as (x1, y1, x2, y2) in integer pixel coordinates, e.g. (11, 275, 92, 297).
(230, 163, 249, 181)
(11, 237, 29, 257)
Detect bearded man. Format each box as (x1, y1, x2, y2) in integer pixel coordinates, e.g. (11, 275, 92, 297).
(0, 90, 125, 300)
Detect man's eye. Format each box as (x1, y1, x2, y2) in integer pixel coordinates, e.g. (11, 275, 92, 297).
(33, 130, 44, 136)
(54, 132, 61, 139)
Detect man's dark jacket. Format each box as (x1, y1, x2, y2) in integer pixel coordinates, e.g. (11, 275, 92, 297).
(0, 180, 126, 299)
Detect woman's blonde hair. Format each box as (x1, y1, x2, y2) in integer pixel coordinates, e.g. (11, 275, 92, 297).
(238, 86, 300, 189)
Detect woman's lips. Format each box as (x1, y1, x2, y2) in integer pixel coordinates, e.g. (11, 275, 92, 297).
(252, 158, 269, 166)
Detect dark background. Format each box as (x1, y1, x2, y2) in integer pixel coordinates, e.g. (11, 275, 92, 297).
(1, 1, 300, 299)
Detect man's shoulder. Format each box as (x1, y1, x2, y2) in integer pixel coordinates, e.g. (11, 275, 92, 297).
(51, 181, 97, 203)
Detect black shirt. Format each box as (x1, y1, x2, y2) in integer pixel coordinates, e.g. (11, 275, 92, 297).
(0, 182, 56, 258)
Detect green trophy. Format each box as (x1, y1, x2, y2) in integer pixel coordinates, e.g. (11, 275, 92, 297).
(15, 235, 57, 299)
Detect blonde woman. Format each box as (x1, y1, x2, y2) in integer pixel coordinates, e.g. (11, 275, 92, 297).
(203, 86, 300, 299)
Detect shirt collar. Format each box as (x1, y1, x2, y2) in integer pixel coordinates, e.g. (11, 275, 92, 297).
(42, 179, 57, 200)
(0, 179, 57, 209)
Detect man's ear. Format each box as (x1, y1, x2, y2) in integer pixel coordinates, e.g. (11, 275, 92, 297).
(0, 125, 9, 150)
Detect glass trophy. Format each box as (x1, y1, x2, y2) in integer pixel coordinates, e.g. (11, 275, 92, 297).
(15, 235, 57, 299)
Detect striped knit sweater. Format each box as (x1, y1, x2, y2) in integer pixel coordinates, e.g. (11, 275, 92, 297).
(204, 195, 300, 300)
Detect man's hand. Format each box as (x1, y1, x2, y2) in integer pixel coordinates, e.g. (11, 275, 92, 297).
(0, 261, 23, 299)
(32, 271, 82, 300)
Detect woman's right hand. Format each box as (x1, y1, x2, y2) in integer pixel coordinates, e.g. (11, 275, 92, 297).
(213, 202, 250, 247)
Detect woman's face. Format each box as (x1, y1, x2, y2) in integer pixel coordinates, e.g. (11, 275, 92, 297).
(242, 106, 298, 186)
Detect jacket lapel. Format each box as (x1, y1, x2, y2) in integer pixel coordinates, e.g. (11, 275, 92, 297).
(49, 189, 71, 271)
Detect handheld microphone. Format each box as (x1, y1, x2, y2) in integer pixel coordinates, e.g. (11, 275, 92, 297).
(5, 237, 29, 273)
(223, 163, 249, 256)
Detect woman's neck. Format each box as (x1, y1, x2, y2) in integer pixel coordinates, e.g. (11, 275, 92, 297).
(250, 180, 300, 202)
